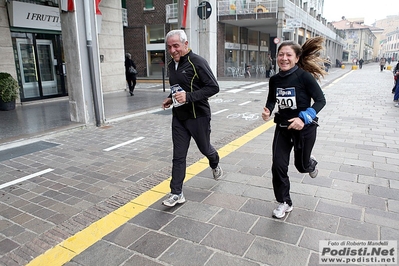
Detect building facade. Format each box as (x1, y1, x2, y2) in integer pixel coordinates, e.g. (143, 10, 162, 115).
(215, 0, 345, 76)
(2, 0, 366, 129)
(384, 29, 399, 62)
(123, 0, 173, 79)
(125, 0, 346, 79)
(1, 1, 67, 102)
(331, 19, 376, 64)
(373, 15, 399, 62)
(1, 0, 125, 105)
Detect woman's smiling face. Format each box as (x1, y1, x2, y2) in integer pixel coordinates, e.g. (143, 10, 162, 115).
(277, 46, 299, 71)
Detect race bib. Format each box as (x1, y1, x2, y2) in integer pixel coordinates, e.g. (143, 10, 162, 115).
(276, 87, 297, 110)
(171, 84, 185, 108)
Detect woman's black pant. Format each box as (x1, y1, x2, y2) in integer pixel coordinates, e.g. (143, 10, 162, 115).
(170, 115, 219, 195)
(127, 76, 136, 93)
(271, 123, 318, 206)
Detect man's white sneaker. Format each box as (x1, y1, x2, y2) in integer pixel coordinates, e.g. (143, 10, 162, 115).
(212, 165, 223, 180)
(273, 202, 293, 219)
(162, 193, 186, 207)
(309, 168, 318, 178)
(309, 155, 318, 178)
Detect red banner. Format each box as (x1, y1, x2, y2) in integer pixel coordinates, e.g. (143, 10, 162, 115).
(61, 0, 75, 12)
(181, 0, 188, 29)
(95, 0, 102, 15)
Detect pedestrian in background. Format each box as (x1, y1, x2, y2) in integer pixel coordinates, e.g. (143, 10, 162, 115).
(380, 57, 387, 72)
(324, 56, 331, 72)
(161, 29, 223, 207)
(392, 60, 399, 94)
(358, 58, 364, 69)
(125, 53, 137, 96)
(265, 54, 272, 78)
(244, 63, 251, 78)
(393, 60, 399, 106)
(335, 59, 342, 68)
(261, 37, 327, 219)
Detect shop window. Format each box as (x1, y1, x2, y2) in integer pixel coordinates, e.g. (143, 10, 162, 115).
(240, 28, 247, 44)
(148, 51, 165, 76)
(248, 30, 258, 46)
(147, 25, 165, 44)
(260, 32, 268, 47)
(225, 25, 239, 43)
(225, 50, 239, 77)
(144, 0, 154, 10)
(249, 51, 257, 65)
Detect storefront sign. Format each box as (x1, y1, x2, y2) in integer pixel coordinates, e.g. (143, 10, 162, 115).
(8, 1, 61, 31)
(286, 18, 302, 28)
(248, 45, 258, 51)
(225, 42, 240, 50)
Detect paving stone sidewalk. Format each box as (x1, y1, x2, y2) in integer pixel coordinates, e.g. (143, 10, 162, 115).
(0, 63, 398, 266)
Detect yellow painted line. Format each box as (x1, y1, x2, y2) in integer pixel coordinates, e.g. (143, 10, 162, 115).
(27, 203, 147, 266)
(27, 120, 275, 266)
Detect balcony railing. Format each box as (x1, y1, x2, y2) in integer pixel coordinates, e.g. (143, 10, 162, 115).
(217, 0, 278, 16)
(166, 3, 178, 23)
(166, 1, 277, 22)
(13, 0, 59, 6)
(165, 0, 344, 44)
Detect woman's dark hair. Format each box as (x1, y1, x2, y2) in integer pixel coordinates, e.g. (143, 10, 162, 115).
(278, 36, 327, 80)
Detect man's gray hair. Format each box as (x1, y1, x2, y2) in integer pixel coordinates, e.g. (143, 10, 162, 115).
(165, 30, 187, 43)
(125, 53, 131, 59)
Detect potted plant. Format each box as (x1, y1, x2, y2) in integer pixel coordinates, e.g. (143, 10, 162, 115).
(0, 72, 19, 111)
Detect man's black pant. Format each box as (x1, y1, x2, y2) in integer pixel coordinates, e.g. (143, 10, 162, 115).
(170, 115, 219, 195)
(271, 124, 317, 206)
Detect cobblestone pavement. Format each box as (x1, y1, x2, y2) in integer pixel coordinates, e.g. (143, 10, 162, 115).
(0, 63, 398, 266)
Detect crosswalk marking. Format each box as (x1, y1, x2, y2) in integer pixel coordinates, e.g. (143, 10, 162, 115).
(104, 137, 145, 151)
(0, 168, 54, 190)
(212, 109, 229, 115)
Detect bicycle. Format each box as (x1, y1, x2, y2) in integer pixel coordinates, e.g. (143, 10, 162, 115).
(269, 66, 275, 77)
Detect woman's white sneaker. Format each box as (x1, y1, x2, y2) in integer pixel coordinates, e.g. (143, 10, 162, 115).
(273, 202, 293, 219)
(309, 155, 318, 178)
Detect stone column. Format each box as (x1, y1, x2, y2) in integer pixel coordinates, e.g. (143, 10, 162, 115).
(60, 0, 104, 125)
(184, 0, 218, 77)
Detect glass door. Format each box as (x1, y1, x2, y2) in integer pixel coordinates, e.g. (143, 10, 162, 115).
(37, 40, 57, 96)
(17, 38, 39, 98)
(16, 39, 58, 99)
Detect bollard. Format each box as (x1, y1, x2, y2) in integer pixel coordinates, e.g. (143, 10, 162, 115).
(162, 67, 165, 92)
(341, 65, 345, 69)
(387, 65, 392, 70)
(352, 65, 358, 70)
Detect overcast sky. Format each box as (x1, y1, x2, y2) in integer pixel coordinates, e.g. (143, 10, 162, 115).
(322, 0, 399, 25)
